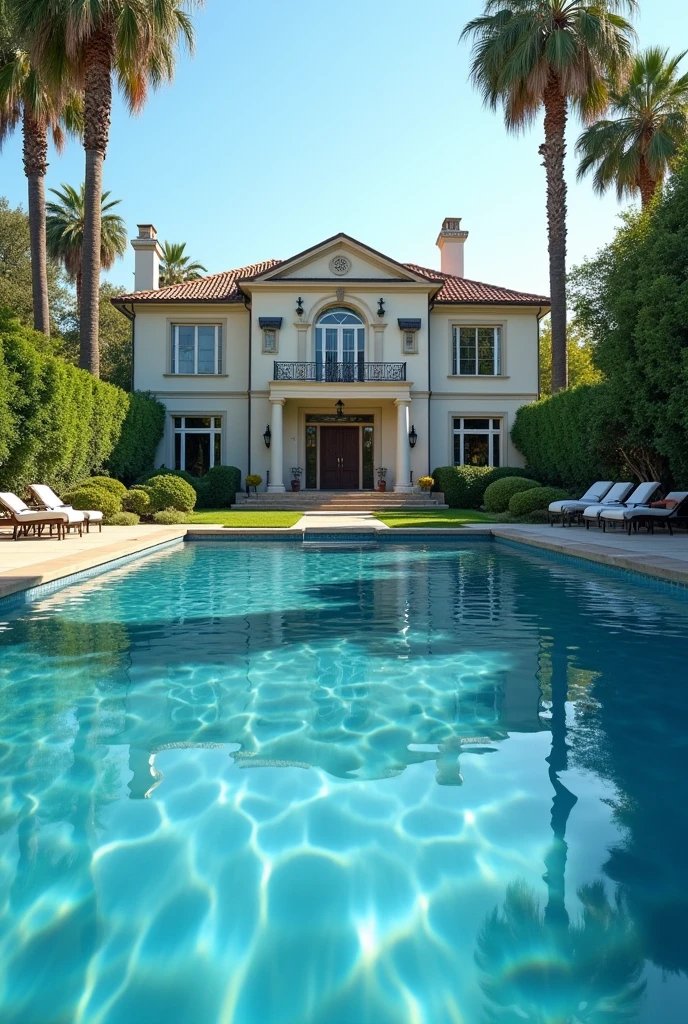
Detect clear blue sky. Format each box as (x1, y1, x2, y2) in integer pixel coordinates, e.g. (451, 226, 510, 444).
(2, 0, 686, 296)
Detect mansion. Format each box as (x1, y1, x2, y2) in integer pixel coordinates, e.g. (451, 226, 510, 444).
(113, 220, 549, 492)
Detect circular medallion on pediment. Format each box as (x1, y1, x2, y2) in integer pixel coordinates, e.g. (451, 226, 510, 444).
(329, 255, 351, 276)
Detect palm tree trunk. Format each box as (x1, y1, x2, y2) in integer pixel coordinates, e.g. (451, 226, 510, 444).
(540, 75, 568, 393)
(22, 109, 50, 336)
(637, 156, 657, 208)
(80, 26, 114, 377)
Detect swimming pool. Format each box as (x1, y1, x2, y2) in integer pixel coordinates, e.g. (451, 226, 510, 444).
(0, 541, 686, 1023)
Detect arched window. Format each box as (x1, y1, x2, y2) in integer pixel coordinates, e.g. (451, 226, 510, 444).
(315, 307, 365, 381)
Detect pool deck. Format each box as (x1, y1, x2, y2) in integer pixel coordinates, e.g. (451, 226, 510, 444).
(1, 516, 687, 600)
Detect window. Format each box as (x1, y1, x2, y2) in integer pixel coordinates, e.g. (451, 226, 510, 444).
(452, 326, 501, 375)
(171, 325, 222, 374)
(174, 416, 222, 476)
(315, 307, 365, 381)
(453, 417, 501, 467)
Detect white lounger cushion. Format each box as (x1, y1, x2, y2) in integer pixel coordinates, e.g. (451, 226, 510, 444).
(601, 491, 688, 521)
(29, 483, 101, 522)
(0, 492, 84, 524)
(548, 481, 614, 514)
(553, 481, 632, 514)
(582, 481, 661, 519)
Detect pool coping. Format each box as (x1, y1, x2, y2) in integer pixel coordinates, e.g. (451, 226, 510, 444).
(1, 522, 686, 608)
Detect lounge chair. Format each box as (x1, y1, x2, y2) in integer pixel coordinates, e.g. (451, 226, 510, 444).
(600, 491, 688, 535)
(29, 483, 103, 533)
(581, 481, 661, 530)
(548, 481, 616, 526)
(0, 492, 85, 540)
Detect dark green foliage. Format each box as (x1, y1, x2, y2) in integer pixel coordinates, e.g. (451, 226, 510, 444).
(509, 485, 568, 515)
(195, 465, 241, 509)
(137, 466, 197, 488)
(431, 465, 537, 509)
(0, 310, 129, 493)
(107, 511, 140, 526)
(148, 474, 197, 513)
(122, 488, 152, 515)
(511, 385, 622, 491)
(63, 486, 121, 519)
(153, 509, 189, 524)
(106, 392, 166, 484)
(84, 475, 127, 497)
(484, 477, 541, 513)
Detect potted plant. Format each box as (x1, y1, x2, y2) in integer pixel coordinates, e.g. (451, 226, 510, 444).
(291, 467, 303, 492)
(418, 475, 434, 492)
(245, 474, 262, 496)
(376, 467, 387, 493)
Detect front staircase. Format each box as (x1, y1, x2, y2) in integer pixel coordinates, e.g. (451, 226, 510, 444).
(232, 490, 447, 511)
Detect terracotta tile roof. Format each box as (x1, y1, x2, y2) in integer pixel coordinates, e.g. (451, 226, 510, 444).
(114, 259, 282, 303)
(402, 263, 550, 305)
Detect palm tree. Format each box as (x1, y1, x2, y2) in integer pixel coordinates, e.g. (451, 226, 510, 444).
(159, 241, 207, 286)
(461, 1, 637, 394)
(0, 9, 80, 335)
(17, 0, 203, 377)
(46, 184, 127, 310)
(577, 48, 688, 208)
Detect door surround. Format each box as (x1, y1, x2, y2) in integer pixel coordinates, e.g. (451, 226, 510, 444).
(300, 407, 380, 490)
(319, 426, 360, 490)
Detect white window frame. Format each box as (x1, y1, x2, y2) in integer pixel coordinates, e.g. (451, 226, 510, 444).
(452, 326, 501, 375)
(173, 415, 222, 472)
(452, 416, 502, 468)
(171, 324, 222, 375)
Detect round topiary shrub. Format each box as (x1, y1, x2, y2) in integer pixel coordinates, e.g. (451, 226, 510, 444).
(153, 509, 190, 525)
(122, 488, 152, 515)
(148, 474, 197, 513)
(62, 485, 121, 520)
(137, 467, 198, 490)
(106, 511, 140, 526)
(195, 465, 241, 508)
(82, 476, 128, 498)
(483, 476, 540, 513)
(508, 486, 569, 516)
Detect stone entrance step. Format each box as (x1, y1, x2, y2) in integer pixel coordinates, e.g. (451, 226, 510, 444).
(232, 490, 446, 511)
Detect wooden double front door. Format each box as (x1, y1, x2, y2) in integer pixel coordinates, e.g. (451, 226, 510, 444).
(319, 426, 360, 489)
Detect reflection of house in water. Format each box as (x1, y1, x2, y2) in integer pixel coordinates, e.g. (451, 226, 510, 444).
(118, 547, 543, 797)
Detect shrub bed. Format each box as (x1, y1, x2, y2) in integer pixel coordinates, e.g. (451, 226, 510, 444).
(509, 486, 569, 516)
(148, 474, 197, 513)
(153, 509, 190, 525)
(196, 465, 241, 508)
(483, 477, 540, 513)
(122, 488, 152, 515)
(84, 476, 128, 498)
(107, 511, 140, 526)
(431, 466, 538, 509)
(62, 485, 121, 520)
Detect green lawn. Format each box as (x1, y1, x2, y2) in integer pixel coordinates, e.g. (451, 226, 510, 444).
(188, 510, 303, 528)
(374, 508, 495, 529)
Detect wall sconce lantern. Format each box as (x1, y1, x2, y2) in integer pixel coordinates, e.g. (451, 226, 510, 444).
(335, 400, 344, 418)
(296, 296, 304, 316)
(409, 424, 418, 448)
(263, 424, 271, 448)
(377, 297, 385, 318)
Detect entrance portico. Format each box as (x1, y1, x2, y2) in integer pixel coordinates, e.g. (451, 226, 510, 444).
(266, 381, 415, 493)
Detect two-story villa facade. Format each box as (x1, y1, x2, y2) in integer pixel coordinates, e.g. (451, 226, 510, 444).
(113, 219, 549, 493)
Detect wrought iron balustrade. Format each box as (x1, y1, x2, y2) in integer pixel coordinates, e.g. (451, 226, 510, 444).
(273, 361, 407, 382)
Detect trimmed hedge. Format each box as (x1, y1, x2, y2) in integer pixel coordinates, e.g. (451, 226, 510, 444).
(137, 466, 197, 487)
(85, 476, 127, 497)
(509, 486, 568, 516)
(148, 474, 197, 513)
(431, 465, 538, 509)
(107, 511, 140, 526)
(196, 465, 241, 509)
(484, 477, 540, 513)
(153, 509, 190, 524)
(122, 488, 152, 515)
(63, 485, 121, 520)
(106, 392, 166, 484)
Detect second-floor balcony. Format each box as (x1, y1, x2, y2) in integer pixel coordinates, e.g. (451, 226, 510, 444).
(273, 361, 407, 383)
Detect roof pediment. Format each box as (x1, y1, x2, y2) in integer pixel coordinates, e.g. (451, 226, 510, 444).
(250, 233, 441, 286)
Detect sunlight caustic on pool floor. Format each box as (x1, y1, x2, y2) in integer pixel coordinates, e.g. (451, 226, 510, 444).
(0, 543, 686, 1023)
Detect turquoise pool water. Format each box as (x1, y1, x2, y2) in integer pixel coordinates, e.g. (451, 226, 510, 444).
(0, 541, 687, 1023)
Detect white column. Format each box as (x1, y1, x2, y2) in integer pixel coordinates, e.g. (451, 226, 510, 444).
(267, 398, 286, 492)
(394, 399, 413, 493)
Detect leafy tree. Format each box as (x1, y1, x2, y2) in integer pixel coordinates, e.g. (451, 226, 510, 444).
(0, 196, 71, 330)
(539, 319, 603, 394)
(577, 47, 688, 207)
(16, 0, 203, 377)
(59, 281, 132, 390)
(0, 5, 81, 333)
(461, 1, 637, 393)
(159, 240, 207, 286)
(46, 184, 127, 311)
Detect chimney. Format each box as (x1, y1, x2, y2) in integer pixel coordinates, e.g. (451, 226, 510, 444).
(436, 217, 469, 277)
(132, 224, 163, 291)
